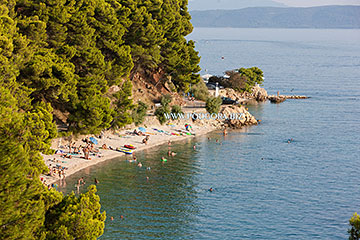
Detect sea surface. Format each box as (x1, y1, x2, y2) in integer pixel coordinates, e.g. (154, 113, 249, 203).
(58, 28, 360, 239)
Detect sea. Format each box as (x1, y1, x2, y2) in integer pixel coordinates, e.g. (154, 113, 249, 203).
(58, 28, 360, 239)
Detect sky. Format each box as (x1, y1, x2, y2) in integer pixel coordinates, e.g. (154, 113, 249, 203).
(274, 0, 360, 7)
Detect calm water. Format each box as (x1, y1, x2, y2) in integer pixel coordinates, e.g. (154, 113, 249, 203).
(59, 28, 360, 239)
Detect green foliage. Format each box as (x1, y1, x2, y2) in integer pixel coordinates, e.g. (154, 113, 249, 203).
(111, 79, 134, 129)
(190, 80, 209, 101)
(132, 101, 148, 126)
(171, 105, 183, 120)
(161, 94, 172, 108)
(0, 86, 62, 239)
(119, 0, 201, 91)
(171, 105, 183, 115)
(238, 67, 264, 93)
(44, 186, 106, 240)
(209, 67, 264, 93)
(155, 106, 168, 125)
(206, 97, 222, 114)
(349, 212, 360, 240)
(1, 0, 200, 239)
(155, 94, 173, 124)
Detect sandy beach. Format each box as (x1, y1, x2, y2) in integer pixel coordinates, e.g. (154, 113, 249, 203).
(41, 117, 217, 185)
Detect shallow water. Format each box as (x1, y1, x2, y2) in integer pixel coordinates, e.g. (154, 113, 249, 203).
(59, 28, 360, 239)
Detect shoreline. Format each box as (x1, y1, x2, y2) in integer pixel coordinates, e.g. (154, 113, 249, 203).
(42, 100, 261, 186)
(42, 122, 217, 185)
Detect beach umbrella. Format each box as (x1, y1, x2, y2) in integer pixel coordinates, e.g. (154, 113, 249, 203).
(138, 127, 146, 132)
(89, 137, 98, 145)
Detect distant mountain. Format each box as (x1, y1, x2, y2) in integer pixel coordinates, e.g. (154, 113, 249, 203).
(188, 0, 287, 11)
(190, 5, 360, 28)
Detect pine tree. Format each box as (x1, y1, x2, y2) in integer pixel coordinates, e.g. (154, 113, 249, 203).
(44, 186, 106, 240)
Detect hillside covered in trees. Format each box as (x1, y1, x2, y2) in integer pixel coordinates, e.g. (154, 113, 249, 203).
(0, 0, 200, 239)
(190, 5, 360, 28)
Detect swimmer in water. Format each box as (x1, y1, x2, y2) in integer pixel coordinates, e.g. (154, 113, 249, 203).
(209, 188, 214, 192)
(94, 178, 99, 184)
(193, 145, 196, 150)
(110, 216, 114, 221)
(137, 162, 142, 168)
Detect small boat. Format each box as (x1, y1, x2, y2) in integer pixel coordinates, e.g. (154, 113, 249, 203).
(124, 144, 136, 149)
(117, 148, 133, 154)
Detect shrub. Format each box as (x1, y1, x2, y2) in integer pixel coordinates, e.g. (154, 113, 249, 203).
(131, 101, 148, 126)
(348, 212, 360, 240)
(206, 97, 222, 114)
(155, 106, 168, 125)
(171, 105, 183, 120)
(190, 80, 209, 101)
(161, 94, 172, 108)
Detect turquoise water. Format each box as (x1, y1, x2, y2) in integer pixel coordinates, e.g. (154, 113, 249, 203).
(59, 28, 360, 239)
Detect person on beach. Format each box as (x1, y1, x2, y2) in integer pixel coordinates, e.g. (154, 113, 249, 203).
(168, 140, 171, 146)
(142, 135, 149, 144)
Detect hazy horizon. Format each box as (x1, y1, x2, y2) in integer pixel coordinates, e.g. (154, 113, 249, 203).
(188, 0, 360, 8)
(274, 0, 360, 7)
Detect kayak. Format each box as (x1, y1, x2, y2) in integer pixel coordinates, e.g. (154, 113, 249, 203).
(118, 148, 133, 154)
(124, 144, 136, 149)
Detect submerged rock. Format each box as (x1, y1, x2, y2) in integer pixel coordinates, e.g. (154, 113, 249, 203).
(268, 95, 286, 103)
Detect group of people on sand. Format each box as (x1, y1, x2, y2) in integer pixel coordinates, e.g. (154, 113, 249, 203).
(62, 139, 101, 160)
(132, 129, 146, 136)
(128, 129, 150, 144)
(46, 158, 67, 179)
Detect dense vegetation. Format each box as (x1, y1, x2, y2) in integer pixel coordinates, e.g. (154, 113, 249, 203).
(190, 79, 209, 101)
(155, 94, 172, 124)
(0, 0, 200, 239)
(205, 96, 222, 114)
(209, 67, 264, 93)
